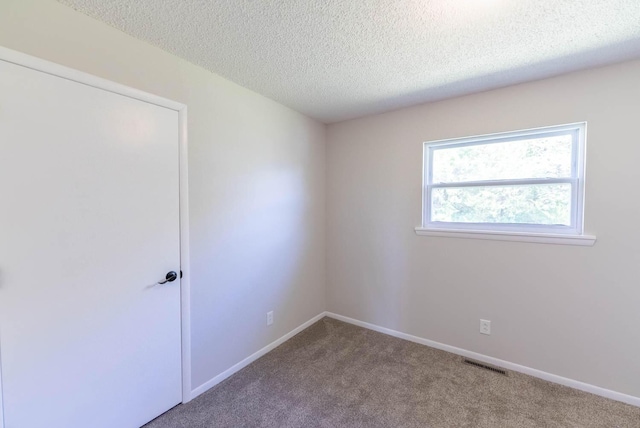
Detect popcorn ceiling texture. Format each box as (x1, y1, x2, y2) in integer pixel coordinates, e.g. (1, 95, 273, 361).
(57, 0, 640, 123)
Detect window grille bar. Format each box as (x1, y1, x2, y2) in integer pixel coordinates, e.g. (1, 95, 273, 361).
(428, 177, 575, 189)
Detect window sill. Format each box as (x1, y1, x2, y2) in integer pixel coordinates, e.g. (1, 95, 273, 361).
(414, 227, 596, 246)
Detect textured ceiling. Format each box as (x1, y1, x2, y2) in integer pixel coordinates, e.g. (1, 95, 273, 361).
(57, 0, 640, 123)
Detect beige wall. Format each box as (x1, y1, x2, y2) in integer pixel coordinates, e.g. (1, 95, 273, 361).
(0, 0, 325, 390)
(326, 59, 640, 397)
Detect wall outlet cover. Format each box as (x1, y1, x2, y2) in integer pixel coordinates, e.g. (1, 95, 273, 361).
(480, 319, 491, 335)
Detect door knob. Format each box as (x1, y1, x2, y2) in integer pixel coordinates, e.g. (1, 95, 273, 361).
(158, 271, 178, 284)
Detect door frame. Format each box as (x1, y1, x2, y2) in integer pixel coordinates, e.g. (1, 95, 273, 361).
(0, 46, 192, 428)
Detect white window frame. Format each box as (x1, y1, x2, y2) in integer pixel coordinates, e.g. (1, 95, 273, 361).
(415, 123, 596, 246)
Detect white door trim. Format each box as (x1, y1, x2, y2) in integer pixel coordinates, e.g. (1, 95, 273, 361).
(0, 45, 192, 428)
(0, 342, 4, 428)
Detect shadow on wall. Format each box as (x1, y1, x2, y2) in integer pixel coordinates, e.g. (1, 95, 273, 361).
(208, 166, 307, 312)
(189, 144, 323, 386)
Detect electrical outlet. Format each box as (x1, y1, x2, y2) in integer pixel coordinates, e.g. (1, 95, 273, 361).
(480, 319, 491, 335)
(267, 311, 274, 326)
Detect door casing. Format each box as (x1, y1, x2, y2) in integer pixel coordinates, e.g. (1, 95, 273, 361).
(0, 45, 193, 428)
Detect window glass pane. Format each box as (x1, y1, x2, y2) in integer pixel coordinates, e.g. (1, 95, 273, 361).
(431, 184, 572, 226)
(431, 134, 573, 183)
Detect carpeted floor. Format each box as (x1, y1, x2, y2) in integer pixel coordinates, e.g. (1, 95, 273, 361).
(145, 317, 640, 427)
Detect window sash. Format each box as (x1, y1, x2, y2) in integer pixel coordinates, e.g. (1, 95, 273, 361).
(422, 123, 586, 236)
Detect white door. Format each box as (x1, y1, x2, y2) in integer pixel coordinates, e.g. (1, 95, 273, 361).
(0, 57, 182, 428)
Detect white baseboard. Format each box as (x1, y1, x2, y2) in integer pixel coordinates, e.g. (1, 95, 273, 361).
(189, 312, 327, 401)
(325, 312, 640, 408)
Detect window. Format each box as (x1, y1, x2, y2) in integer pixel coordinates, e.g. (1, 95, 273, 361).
(417, 123, 595, 245)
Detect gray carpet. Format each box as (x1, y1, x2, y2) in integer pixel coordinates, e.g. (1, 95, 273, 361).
(145, 318, 640, 427)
